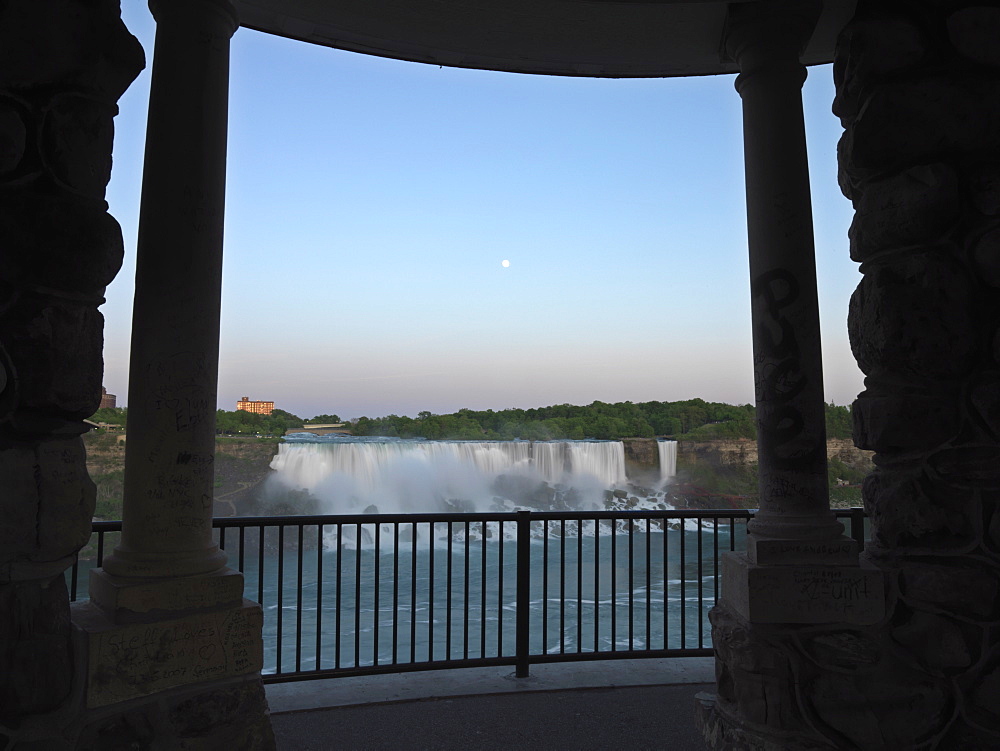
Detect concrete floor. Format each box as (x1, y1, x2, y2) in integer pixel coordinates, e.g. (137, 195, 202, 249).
(267, 657, 715, 750)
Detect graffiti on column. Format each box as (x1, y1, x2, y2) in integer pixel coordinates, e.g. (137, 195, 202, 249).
(752, 267, 823, 473)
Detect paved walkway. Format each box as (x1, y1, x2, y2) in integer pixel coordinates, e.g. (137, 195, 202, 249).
(267, 658, 715, 750)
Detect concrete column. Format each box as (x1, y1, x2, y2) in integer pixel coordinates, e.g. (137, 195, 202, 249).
(727, 0, 844, 548)
(711, 1, 882, 625)
(71, 4, 272, 744)
(702, 3, 1000, 748)
(100, 0, 237, 581)
(698, 7, 884, 748)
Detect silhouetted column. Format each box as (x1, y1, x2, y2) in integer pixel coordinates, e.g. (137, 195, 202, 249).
(0, 1, 143, 732)
(703, 3, 994, 748)
(710, 1, 883, 629)
(699, 6, 885, 745)
(725, 0, 844, 549)
(101, 0, 237, 580)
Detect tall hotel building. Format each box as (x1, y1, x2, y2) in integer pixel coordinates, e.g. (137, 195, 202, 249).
(99, 387, 116, 409)
(236, 396, 274, 415)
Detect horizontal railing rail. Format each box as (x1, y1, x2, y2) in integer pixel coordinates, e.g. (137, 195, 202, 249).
(70, 508, 869, 683)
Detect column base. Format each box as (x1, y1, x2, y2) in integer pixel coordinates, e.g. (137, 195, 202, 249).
(65, 571, 274, 748)
(696, 692, 839, 751)
(746, 534, 858, 565)
(100, 544, 228, 580)
(74, 674, 276, 750)
(72, 597, 263, 709)
(721, 551, 884, 624)
(89, 567, 244, 623)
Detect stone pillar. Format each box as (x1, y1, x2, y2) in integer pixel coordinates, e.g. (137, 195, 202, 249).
(100, 0, 235, 583)
(0, 0, 143, 739)
(68, 1, 275, 746)
(834, 1, 1000, 747)
(699, 3, 883, 747)
(731, 0, 842, 548)
(716, 0, 882, 625)
(700, 2, 1000, 749)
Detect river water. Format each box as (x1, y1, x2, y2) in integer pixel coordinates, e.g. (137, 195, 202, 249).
(238, 519, 743, 675)
(74, 436, 744, 676)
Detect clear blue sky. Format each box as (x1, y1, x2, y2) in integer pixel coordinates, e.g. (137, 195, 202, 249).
(104, 3, 863, 420)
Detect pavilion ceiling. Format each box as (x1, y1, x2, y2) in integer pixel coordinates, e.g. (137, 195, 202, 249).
(231, 0, 857, 78)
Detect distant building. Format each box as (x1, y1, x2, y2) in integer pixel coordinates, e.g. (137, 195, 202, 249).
(236, 396, 274, 415)
(99, 387, 116, 409)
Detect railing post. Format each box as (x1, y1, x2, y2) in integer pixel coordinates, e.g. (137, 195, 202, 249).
(515, 510, 531, 678)
(850, 507, 866, 552)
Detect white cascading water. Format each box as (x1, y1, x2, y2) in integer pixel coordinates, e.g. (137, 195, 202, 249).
(267, 437, 682, 545)
(565, 441, 628, 488)
(532, 441, 565, 484)
(268, 439, 640, 514)
(657, 439, 678, 483)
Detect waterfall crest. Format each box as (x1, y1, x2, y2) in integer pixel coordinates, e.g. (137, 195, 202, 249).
(268, 438, 649, 514)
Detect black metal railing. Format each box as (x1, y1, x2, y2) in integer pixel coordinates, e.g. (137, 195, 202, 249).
(70, 508, 868, 683)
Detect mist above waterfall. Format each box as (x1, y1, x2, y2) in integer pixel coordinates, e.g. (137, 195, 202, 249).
(266, 436, 678, 516)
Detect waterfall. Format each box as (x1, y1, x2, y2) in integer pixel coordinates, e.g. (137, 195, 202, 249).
(658, 439, 678, 482)
(268, 438, 633, 514)
(532, 441, 566, 484)
(565, 441, 627, 487)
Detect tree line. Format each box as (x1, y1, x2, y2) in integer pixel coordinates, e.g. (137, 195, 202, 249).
(350, 399, 855, 442)
(88, 406, 342, 438)
(90, 400, 855, 442)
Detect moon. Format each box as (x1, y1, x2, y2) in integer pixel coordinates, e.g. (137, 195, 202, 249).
(501, 259, 510, 268)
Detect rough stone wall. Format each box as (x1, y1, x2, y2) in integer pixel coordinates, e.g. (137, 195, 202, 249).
(621, 437, 659, 469)
(677, 437, 872, 470)
(215, 437, 281, 464)
(679, 438, 760, 467)
(839, 1, 1000, 746)
(825, 437, 873, 469)
(82, 431, 127, 477)
(704, 3, 1000, 749)
(0, 0, 142, 736)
